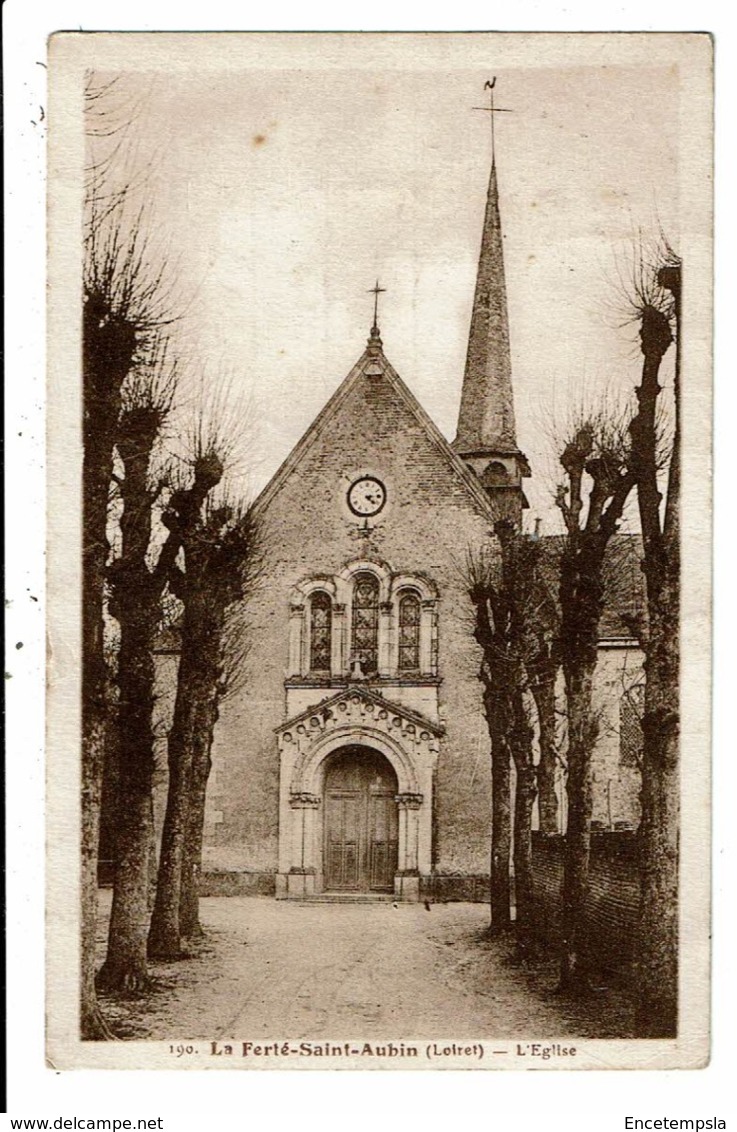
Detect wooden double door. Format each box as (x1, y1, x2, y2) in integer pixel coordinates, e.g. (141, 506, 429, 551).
(324, 747, 399, 893)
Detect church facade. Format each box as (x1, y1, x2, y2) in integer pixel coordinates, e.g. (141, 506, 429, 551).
(199, 153, 643, 901)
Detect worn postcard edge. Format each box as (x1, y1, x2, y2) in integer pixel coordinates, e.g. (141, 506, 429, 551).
(44, 30, 713, 1071)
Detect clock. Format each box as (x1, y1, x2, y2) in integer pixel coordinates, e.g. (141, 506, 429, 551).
(347, 475, 387, 518)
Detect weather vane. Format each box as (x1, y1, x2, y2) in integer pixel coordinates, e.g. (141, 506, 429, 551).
(473, 77, 513, 161)
(368, 279, 386, 331)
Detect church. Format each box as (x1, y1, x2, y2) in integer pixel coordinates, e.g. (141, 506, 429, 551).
(197, 147, 644, 902)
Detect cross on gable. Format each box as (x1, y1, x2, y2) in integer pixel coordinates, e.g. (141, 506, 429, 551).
(367, 279, 386, 331)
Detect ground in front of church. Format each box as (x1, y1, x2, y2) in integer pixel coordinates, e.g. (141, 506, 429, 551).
(97, 895, 634, 1041)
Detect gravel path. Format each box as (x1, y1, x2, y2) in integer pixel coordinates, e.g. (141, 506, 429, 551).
(97, 895, 633, 1041)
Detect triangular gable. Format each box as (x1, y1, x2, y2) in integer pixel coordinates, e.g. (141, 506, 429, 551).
(275, 685, 445, 738)
(253, 338, 497, 521)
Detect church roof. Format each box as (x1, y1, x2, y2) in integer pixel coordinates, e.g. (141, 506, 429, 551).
(453, 157, 521, 459)
(252, 326, 497, 521)
(538, 533, 646, 642)
(275, 684, 445, 738)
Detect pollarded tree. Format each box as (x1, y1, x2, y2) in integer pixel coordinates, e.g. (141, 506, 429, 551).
(526, 540, 561, 838)
(96, 366, 175, 992)
(98, 367, 224, 992)
(148, 451, 260, 959)
(468, 541, 513, 934)
(555, 411, 636, 993)
(499, 522, 561, 958)
(469, 521, 560, 953)
(82, 227, 136, 1036)
(81, 70, 177, 1035)
(82, 169, 175, 1035)
(627, 247, 680, 1037)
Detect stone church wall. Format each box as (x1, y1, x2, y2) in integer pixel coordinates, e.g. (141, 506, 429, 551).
(202, 363, 497, 889)
(134, 363, 644, 901)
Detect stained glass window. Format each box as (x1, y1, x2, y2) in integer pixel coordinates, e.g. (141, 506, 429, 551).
(309, 592, 332, 673)
(351, 573, 379, 675)
(398, 592, 421, 672)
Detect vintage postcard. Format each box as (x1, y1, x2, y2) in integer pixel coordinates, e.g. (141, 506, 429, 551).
(46, 31, 712, 1070)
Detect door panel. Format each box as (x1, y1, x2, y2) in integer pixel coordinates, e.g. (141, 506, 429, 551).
(324, 748, 398, 893)
(368, 794, 399, 891)
(326, 794, 360, 890)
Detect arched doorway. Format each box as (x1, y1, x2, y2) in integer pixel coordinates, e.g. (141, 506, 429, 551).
(323, 746, 398, 893)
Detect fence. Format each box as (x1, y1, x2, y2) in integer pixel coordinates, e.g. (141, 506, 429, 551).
(530, 830, 640, 972)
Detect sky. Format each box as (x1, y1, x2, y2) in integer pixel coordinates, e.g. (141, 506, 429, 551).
(84, 36, 681, 530)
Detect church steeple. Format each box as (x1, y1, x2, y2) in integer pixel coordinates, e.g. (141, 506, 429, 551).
(453, 93, 530, 520)
(455, 156, 517, 453)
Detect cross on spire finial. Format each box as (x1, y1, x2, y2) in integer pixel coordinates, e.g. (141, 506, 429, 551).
(368, 279, 386, 332)
(473, 76, 513, 162)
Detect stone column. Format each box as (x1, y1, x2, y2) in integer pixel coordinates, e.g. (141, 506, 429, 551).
(332, 603, 346, 676)
(395, 792, 424, 901)
(288, 603, 305, 677)
(420, 600, 436, 675)
(285, 792, 321, 898)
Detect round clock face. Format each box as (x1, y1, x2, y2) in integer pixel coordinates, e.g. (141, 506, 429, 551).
(347, 476, 387, 518)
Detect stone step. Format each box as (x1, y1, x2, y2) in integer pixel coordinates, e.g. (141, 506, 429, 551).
(299, 892, 397, 904)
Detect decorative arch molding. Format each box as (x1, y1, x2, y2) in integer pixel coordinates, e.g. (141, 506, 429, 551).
(388, 572, 438, 603)
(290, 725, 422, 798)
(291, 576, 337, 602)
(335, 556, 393, 605)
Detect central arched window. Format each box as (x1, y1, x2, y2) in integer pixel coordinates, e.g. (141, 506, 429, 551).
(309, 592, 332, 673)
(351, 573, 380, 675)
(398, 592, 421, 672)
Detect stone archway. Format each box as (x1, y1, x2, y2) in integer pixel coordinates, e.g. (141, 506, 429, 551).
(275, 687, 440, 901)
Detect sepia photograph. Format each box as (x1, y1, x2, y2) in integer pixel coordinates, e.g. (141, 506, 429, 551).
(44, 30, 712, 1071)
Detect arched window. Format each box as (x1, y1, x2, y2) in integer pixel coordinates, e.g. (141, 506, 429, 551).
(398, 592, 421, 672)
(482, 460, 511, 489)
(351, 573, 379, 675)
(309, 592, 332, 673)
(619, 685, 644, 768)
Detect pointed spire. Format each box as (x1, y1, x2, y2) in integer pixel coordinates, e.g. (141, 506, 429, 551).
(454, 155, 518, 455)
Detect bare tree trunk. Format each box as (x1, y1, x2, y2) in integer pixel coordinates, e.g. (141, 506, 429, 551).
(97, 394, 175, 992)
(81, 716, 110, 1037)
(98, 612, 158, 991)
(511, 687, 537, 961)
(179, 716, 215, 940)
(180, 742, 211, 937)
(531, 675, 559, 834)
(490, 730, 512, 934)
(81, 300, 134, 1036)
(631, 279, 680, 1038)
(148, 645, 208, 958)
(559, 669, 596, 991)
(81, 484, 112, 1033)
(637, 607, 679, 1035)
(470, 523, 558, 936)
